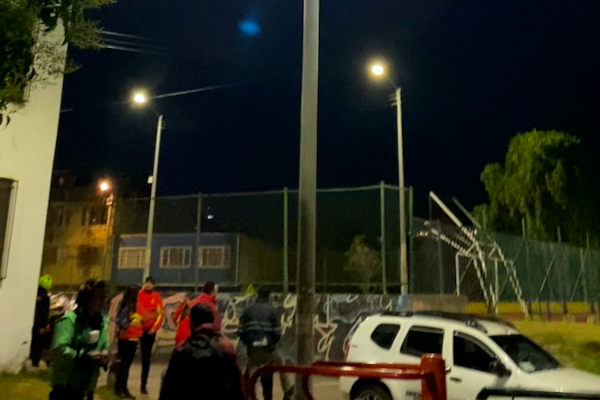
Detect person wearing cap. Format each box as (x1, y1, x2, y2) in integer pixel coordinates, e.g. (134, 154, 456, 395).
(174, 282, 221, 347)
(159, 304, 243, 400)
(30, 274, 53, 368)
(137, 277, 164, 396)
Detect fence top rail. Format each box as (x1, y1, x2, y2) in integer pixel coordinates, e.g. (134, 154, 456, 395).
(477, 388, 600, 400)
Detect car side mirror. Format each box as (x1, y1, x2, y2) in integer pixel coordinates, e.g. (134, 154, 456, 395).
(490, 359, 512, 378)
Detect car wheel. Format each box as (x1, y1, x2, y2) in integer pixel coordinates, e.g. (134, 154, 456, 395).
(353, 383, 393, 400)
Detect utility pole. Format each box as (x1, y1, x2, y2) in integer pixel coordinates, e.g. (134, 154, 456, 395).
(143, 114, 163, 281)
(395, 88, 409, 295)
(296, 0, 319, 397)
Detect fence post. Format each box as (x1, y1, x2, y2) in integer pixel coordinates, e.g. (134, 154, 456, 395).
(379, 181, 387, 294)
(439, 221, 445, 294)
(194, 193, 203, 293)
(558, 227, 568, 317)
(522, 218, 533, 318)
(409, 186, 415, 294)
(283, 187, 289, 293)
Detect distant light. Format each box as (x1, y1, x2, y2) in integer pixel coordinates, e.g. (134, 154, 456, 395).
(371, 64, 385, 76)
(207, 214, 214, 220)
(99, 181, 110, 192)
(133, 92, 148, 104)
(239, 19, 261, 36)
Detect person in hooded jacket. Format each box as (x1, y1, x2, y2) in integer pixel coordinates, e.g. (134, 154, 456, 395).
(159, 303, 243, 400)
(174, 282, 221, 347)
(49, 279, 109, 400)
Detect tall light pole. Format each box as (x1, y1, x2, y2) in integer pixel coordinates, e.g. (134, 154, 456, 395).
(133, 91, 164, 281)
(370, 63, 409, 295)
(296, 0, 319, 393)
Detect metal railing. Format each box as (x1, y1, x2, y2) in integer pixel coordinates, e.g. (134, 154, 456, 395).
(477, 388, 600, 400)
(248, 354, 447, 400)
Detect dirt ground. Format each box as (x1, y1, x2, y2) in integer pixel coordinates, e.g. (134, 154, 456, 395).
(100, 361, 344, 400)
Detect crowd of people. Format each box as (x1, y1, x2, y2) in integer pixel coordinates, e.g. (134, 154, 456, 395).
(30, 276, 288, 400)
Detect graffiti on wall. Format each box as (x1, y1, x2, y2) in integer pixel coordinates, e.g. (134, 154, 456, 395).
(108, 292, 405, 362)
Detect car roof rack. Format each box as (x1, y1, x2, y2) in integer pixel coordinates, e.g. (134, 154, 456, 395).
(379, 311, 516, 334)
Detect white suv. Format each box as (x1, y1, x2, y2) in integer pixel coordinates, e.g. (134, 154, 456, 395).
(340, 311, 600, 400)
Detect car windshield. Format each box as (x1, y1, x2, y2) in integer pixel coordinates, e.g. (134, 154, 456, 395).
(491, 334, 560, 373)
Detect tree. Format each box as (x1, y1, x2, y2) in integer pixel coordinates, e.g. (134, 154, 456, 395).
(345, 235, 382, 293)
(477, 129, 598, 245)
(0, 0, 112, 115)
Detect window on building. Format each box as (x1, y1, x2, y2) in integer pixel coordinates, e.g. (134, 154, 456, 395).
(0, 179, 17, 280)
(160, 247, 191, 268)
(88, 206, 107, 225)
(81, 206, 107, 226)
(453, 333, 497, 373)
(198, 246, 231, 269)
(401, 326, 444, 358)
(119, 247, 146, 269)
(77, 245, 102, 268)
(370, 323, 401, 350)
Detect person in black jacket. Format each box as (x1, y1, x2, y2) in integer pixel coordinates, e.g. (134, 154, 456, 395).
(159, 304, 243, 400)
(30, 275, 52, 368)
(238, 287, 289, 400)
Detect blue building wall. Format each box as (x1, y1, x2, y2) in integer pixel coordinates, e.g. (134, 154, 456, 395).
(114, 233, 239, 287)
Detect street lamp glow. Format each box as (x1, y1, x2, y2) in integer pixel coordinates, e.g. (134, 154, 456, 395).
(99, 181, 110, 192)
(371, 64, 385, 76)
(133, 92, 148, 104)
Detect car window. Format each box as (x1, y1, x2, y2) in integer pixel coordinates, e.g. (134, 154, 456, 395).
(491, 334, 560, 372)
(371, 323, 401, 350)
(453, 333, 496, 373)
(400, 326, 444, 357)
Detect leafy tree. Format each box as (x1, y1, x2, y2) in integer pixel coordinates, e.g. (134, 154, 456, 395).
(345, 235, 382, 293)
(0, 0, 112, 115)
(477, 129, 598, 245)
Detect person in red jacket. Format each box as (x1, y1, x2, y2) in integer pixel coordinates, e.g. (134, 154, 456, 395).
(174, 282, 220, 347)
(137, 277, 164, 396)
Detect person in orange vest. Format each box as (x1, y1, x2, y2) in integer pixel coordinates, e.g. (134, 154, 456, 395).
(137, 277, 164, 396)
(115, 286, 144, 399)
(174, 282, 221, 347)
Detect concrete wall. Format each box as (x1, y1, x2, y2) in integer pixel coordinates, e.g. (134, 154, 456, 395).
(0, 27, 66, 371)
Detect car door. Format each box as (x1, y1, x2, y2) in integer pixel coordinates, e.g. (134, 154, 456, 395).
(447, 331, 508, 400)
(387, 325, 445, 400)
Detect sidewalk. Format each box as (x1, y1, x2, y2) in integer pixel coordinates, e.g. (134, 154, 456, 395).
(101, 362, 343, 400)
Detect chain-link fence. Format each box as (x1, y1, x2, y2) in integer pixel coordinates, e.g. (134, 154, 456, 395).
(43, 186, 600, 319)
(112, 184, 409, 291)
(412, 217, 600, 318)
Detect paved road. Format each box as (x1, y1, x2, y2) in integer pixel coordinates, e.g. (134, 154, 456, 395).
(100, 362, 344, 400)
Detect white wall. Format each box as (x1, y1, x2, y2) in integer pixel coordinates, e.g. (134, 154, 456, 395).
(0, 27, 66, 372)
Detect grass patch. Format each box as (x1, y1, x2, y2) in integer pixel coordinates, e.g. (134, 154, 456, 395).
(0, 370, 117, 400)
(517, 321, 600, 375)
(0, 372, 51, 400)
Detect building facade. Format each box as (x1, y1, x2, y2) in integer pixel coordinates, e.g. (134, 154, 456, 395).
(0, 29, 66, 371)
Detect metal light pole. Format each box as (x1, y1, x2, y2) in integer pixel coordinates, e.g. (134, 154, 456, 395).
(370, 65, 409, 295)
(143, 114, 164, 281)
(296, 0, 319, 395)
(395, 88, 409, 295)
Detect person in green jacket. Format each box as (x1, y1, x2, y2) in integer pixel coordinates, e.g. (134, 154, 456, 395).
(50, 279, 109, 400)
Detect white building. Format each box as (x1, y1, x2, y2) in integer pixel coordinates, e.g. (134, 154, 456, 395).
(0, 27, 66, 372)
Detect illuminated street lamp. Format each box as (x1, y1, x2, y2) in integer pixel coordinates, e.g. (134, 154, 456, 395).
(132, 90, 164, 281)
(368, 61, 409, 295)
(99, 180, 110, 192)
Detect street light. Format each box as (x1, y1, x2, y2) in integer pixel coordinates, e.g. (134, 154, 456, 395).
(99, 180, 110, 192)
(132, 90, 164, 281)
(368, 61, 409, 295)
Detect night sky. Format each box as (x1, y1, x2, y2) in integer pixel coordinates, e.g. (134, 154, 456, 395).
(56, 1, 600, 215)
